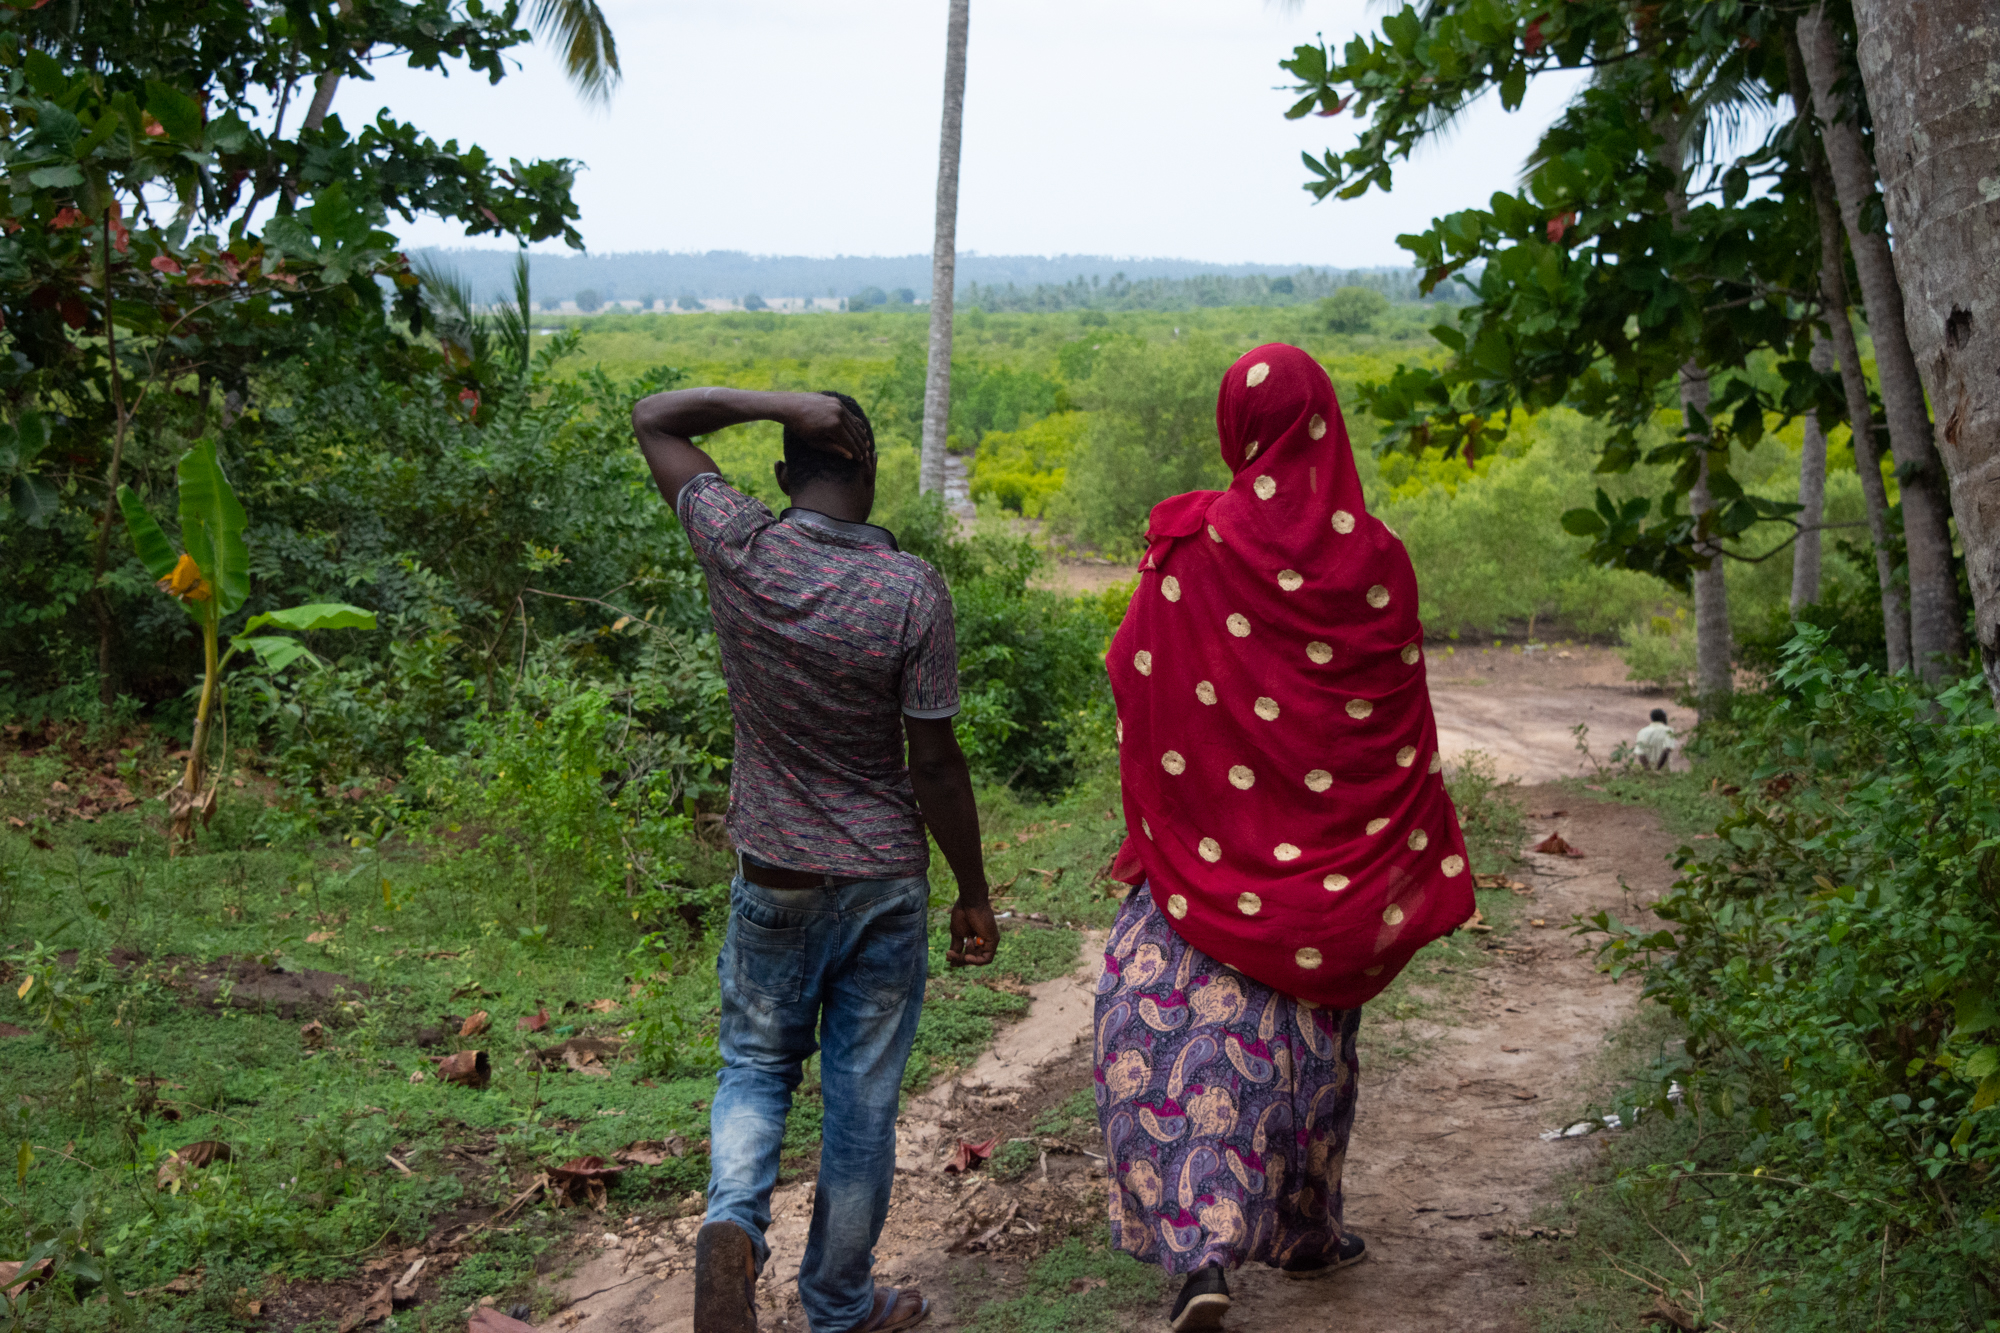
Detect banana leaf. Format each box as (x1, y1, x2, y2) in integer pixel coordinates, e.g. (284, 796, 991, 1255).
(116, 485, 180, 580)
(176, 439, 249, 615)
(238, 603, 377, 634)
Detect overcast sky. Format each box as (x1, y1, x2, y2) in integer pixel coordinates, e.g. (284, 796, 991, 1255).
(360, 0, 1586, 267)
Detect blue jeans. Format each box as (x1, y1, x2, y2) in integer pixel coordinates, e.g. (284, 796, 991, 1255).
(707, 871, 930, 1333)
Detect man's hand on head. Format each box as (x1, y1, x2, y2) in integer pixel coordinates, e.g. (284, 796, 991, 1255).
(782, 393, 873, 462)
(947, 896, 999, 968)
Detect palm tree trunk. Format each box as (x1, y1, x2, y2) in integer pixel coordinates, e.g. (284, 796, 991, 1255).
(1683, 363, 1734, 702)
(1850, 0, 1999, 705)
(1786, 22, 1910, 667)
(919, 0, 970, 497)
(1799, 3, 1966, 682)
(1792, 335, 1831, 614)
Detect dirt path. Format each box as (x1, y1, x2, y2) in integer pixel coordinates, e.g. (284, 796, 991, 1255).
(546, 660, 1685, 1331)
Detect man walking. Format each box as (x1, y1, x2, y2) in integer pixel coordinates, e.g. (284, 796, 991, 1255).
(633, 387, 996, 1333)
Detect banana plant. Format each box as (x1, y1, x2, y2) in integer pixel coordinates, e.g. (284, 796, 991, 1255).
(117, 440, 375, 852)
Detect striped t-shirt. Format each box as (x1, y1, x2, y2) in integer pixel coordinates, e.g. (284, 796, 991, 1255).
(677, 472, 960, 878)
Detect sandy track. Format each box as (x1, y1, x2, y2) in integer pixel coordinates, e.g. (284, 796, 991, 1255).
(547, 658, 1685, 1330)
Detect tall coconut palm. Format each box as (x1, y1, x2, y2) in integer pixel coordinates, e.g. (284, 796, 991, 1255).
(1798, 2, 1964, 682)
(304, 0, 621, 132)
(920, 0, 971, 498)
(1850, 0, 2000, 704)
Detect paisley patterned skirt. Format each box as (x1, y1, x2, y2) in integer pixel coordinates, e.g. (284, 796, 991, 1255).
(1094, 884, 1362, 1275)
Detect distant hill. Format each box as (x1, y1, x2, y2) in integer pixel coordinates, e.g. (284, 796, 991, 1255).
(410, 248, 1429, 310)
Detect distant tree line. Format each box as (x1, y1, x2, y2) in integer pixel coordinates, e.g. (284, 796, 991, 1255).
(960, 267, 1456, 313)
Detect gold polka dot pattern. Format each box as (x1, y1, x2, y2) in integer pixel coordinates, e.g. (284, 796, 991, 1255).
(1382, 904, 1405, 926)
(1198, 837, 1221, 863)
(1323, 873, 1350, 891)
(1253, 475, 1277, 501)
(1441, 855, 1465, 877)
(1307, 641, 1333, 664)
(1227, 613, 1251, 637)
(1363, 964, 1383, 977)
(1208, 524, 1223, 543)
(1304, 769, 1332, 792)
(1277, 569, 1303, 592)
(1237, 892, 1262, 916)
(1161, 750, 1186, 776)
(1142, 818, 1153, 840)
(1331, 510, 1356, 534)
(1407, 829, 1429, 851)
(1161, 575, 1181, 602)
(1401, 643, 1421, 665)
(1429, 752, 1443, 774)
(1296, 947, 1323, 970)
(1366, 585, 1390, 609)
(1195, 680, 1217, 705)
(1167, 894, 1187, 919)
(1134, 650, 1153, 676)
(1346, 698, 1374, 720)
(1309, 414, 1328, 439)
(1228, 765, 1255, 790)
(1254, 697, 1281, 721)
(1244, 440, 1260, 459)
(1396, 745, 1418, 767)
(1116, 718, 1124, 743)
(1273, 843, 1301, 862)
(1246, 362, 1271, 387)
(1365, 817, 1390, 835)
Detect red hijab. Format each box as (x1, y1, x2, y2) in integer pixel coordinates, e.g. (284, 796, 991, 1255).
(1107, 343, 1472, 1008)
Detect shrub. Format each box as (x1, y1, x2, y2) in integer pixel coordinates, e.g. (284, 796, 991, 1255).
(1618, 610, 1695, 693)
(574, 289, 602, 312)
(971, 411, 1087, 517)
(1593, 625, 2000, 1329)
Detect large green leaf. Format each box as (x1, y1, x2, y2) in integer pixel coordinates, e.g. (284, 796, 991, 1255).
(176, 439, 249, 615)
(238, 603, 377, 635)
(10, 474, 59, 527)
(116, 485, 180, 580)
(233, 636, 316, 672)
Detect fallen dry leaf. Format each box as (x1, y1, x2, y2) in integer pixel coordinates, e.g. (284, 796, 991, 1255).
(1530, 832, 1584, 857)
(1648, 1294, 1707, 1331)
(5, 816, 25, 829)
(517, 1007, 549, 1033)
(156, 1140, 232, 1191)
(613, 1137, 688, 1166)
(300, 1020, 328, 1050)
(459, 1011, 492, 1038)
(562, 1046, 611, 1078)
(585, 998, 619, 1013)
(306, 930, 337, 944)
(336, 1280, 395, 1333)
(1, 1257, 51, 1298)
(1461, 907, 1492, 934)
(944, 1135, 1001, 1175)
(437, 1050, 491, 1089)
(1500, 1045, 1524, 1053)
(547, 1156, 624, 1209)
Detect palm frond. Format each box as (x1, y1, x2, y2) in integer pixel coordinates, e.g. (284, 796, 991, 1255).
(526, 0, 621, 106)
(494, 251, 532, 378)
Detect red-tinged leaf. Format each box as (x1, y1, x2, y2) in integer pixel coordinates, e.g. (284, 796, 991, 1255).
(1524, 15, 1547, 54)
(1546, 210, 1577, 244)
(944, 1135, 1001, 1174)
(459, 1010, 492, 1038)
(1314, 96, 1350, 118)
(518, 1007, 549, 1033)
(151, 255, 184, 275)
(1530, 833, 1584, 857)
(50, 206, 86, 229)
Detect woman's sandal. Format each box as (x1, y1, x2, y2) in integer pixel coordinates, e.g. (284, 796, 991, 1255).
(852, 1285, 930, 1332)
(1281, 1232, 1368, 1280)
(1168, 1263, 1230, 1332)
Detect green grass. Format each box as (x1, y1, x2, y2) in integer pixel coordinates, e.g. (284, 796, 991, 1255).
(962, 1235, 1166, 1333)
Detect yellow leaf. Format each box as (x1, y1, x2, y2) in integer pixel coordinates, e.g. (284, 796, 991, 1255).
(16, 975, 32, 1000)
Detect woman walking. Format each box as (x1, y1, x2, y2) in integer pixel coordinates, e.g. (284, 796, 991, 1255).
(1097, 344, 1472, 1330)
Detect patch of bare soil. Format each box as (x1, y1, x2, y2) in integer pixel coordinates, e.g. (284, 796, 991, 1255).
(180, 956, 371, 1020)
(1429, 644, 1693, 782)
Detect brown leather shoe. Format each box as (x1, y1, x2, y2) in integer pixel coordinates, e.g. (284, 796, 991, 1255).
(853, 1285, 929, 1332)
(693, 1221, 759, 1333)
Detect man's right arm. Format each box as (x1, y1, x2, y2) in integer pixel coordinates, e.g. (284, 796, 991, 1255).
(631, 387, 870, 507)
(905, 715, 998, 968)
